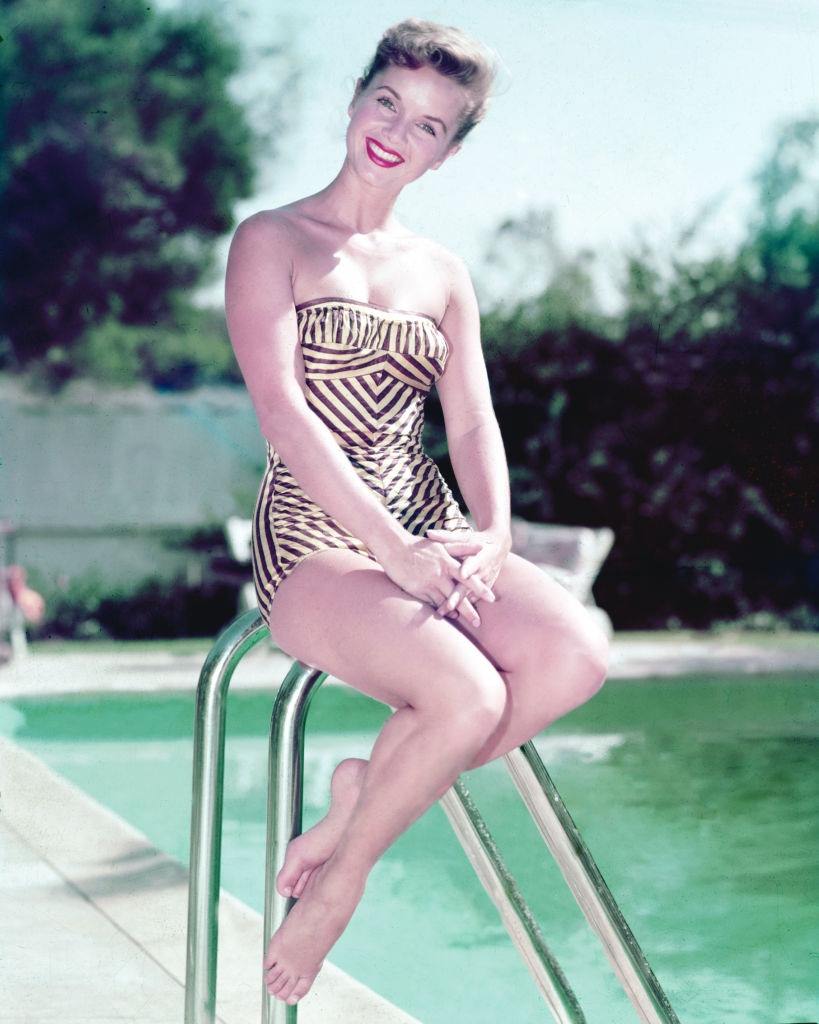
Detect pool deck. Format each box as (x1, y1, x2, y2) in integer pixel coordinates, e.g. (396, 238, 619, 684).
(2, 630, 817, 1022)
(2, 629, 819, 702)
(1, 734, 422, 1024)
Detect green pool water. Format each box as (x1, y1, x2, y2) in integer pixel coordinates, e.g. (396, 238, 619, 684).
(2, 672, 817, 1024)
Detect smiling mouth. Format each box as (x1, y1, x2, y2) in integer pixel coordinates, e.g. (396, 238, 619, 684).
(365, 137, 404, 167)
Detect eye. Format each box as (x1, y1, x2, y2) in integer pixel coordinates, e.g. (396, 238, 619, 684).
(376, 95, 436, 136)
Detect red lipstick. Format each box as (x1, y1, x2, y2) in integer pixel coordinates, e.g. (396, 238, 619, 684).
(365, 136, 404, 167)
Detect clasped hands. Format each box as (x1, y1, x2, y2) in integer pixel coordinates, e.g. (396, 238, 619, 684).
(423, 526, 509, 626)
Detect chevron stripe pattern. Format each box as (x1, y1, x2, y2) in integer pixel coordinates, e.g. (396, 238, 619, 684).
(250, 298, 471, 624)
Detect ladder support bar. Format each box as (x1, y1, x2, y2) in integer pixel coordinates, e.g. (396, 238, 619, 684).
(440, 779, 586, 1024)
(504, 744, 680, 1024)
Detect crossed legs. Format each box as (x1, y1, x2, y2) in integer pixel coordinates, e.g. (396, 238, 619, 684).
(261, 547, 609, 1004)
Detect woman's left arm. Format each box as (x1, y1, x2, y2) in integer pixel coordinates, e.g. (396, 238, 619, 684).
(427, 251, 512, 613)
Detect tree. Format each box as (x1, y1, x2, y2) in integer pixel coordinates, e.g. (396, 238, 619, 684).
(0, 0, 296, 368)
(449, 114, 819, 626)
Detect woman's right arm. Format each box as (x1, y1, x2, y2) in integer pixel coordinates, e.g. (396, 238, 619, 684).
(225, 211, 413, 566)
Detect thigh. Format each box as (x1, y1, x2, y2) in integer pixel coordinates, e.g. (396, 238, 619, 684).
(266, 548, 507, 713)
(446, 550, 610, 675)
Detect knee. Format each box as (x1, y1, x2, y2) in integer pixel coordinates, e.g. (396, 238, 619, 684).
(448, 673, 508, 743)
(572, 623, 610, 702)
(530, 619, 609, 708)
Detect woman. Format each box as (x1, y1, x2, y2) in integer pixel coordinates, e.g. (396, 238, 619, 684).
(225, 18, 609, 1007)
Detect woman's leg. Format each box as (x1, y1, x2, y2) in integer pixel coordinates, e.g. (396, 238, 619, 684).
(277, 549, 609, 898)
(262, 547, 510, 1003)
(443, 549, 610, 764)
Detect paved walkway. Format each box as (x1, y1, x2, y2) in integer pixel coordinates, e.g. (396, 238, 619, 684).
(0, 736, 420, 1024)
(2, 631, 818, 701)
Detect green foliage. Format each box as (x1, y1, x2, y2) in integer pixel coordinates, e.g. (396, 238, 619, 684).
(72, 304, 241, 389)
(449, 114, 819, 628)
(35, 569, 239, 640)
(0, 0, 293, 370)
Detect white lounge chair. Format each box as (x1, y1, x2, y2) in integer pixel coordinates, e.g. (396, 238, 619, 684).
(223, 514, 614, 636)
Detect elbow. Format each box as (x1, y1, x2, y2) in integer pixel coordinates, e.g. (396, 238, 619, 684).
(258, 390, 308, 451)
(447, 413, 501, 446)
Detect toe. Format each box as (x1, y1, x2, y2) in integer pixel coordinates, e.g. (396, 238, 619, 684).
(293, 868, 312, 898)
(264, 964, 284, 986)
(277, 975, 298, 1001)
(276, 864, 300, 897)
(271, 971, 292, 997)
(288, 975, 314, 1003)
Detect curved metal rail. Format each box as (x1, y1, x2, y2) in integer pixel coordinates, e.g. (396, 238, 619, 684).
(185, 612, 680, 1024)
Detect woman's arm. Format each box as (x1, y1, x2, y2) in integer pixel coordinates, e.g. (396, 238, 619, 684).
(225, 212, 408, 563)
(434, 251, 512, 549)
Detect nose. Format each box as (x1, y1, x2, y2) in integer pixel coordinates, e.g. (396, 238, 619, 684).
(384, 118, 410, 151)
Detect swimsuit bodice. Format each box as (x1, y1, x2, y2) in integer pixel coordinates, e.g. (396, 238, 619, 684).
(265, 297, 450, 462)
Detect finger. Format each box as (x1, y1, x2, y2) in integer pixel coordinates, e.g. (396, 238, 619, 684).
(444, 580, 490, 620)
(459, 556, 477, 580)
(460, 557, 493, 589)
(426, 529, 484, 549)
(434, 583, 463, 617)
(467, 574, 496, 602)
(440, 550, 481, 580)
(426, 586, 452, 612)
(436, 540, 485, 557)
(458, 595, 481, 627)
(456, 558, 496, 602)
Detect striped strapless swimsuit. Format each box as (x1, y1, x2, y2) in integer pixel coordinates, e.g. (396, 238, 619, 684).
(250, 296, 472, 625)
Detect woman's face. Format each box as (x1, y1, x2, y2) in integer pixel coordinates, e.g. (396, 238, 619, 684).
(346, 63, 465, 186)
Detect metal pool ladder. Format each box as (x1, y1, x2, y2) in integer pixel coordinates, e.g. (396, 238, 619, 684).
(184, 608, 680, 1024)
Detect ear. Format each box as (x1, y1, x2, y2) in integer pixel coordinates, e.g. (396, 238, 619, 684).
(347, 77, 364, 117)
(431, 141, 462, 170)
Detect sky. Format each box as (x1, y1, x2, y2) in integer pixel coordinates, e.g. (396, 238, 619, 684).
(175, 0, 819, 313)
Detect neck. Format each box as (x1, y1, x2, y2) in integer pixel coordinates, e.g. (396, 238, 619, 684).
(306, 157, 405, 236)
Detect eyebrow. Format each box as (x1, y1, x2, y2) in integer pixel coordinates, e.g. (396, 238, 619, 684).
(375, 85, 449, 134)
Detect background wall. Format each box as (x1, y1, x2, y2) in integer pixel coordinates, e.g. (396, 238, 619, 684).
(2, 378, 263, 591)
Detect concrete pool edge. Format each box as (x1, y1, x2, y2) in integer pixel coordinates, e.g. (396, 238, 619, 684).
(4, 633, 819, 701)
(0, 736, 421, 1024)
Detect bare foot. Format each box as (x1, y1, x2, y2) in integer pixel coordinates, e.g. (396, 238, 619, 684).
(276, 757, 368, 899)
(263, 853, 367, 1004)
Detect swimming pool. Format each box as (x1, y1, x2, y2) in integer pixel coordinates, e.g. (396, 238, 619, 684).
(2, 672, 816, 1024)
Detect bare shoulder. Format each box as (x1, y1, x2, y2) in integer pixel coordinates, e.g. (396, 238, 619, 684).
(431, 240, 492, 439)
(402, 235, 474, 322)
(229, 206, 300, 261)
(225, 207, 308, 327)
(225, 206, 314, 312)
(424, 236, 472, 296)
(413, 234, 456, 272)
(421, 243, 477, 327)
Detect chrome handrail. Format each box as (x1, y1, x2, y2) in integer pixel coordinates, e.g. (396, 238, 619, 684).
(503, 745, 680, 1023)
(262, 660, 327, 1023)
(439, 779, 585, 1023)
(185, 608, 269, 1024)
(185, 613, 680, 1024)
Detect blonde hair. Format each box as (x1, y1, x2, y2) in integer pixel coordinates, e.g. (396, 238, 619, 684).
(357, 18, 500, 146)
